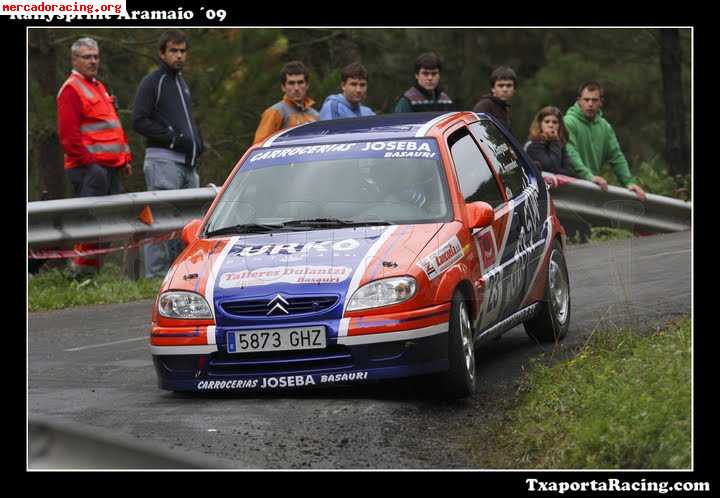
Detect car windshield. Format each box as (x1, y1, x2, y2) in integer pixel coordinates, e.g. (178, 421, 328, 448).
(205, 139, 452, 234)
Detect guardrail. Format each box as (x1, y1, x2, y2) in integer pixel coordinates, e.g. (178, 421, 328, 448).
(27, 176, 691, 249)
(548, 175, 691, 233)
(28, 186, 218, 247)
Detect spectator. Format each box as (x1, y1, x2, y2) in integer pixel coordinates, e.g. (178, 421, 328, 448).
(319, 62, 375, 120)
(525, 106, 577, 187)
(564, 81, 646, 200)
(473, 66, 516, 131)
(393, 52, 454, 113)
(132, 29, 204, 278)
(57, 37, 132, 278)
(254, 61, 320, 144)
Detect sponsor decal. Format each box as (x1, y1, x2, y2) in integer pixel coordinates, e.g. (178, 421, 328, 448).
(521, 167, 542, 236)
(220, 265, 353, 287)
(418, 258, 437, 279)
(250, 143, 358, 162)
(359, 141, 437, 159)
(198, 379, 259, 390)
(195, 371, 369, 390)
(319, 372, 369, 383)
(415, 236, 464, 281)
(231, 239, 360, 257)
(361, 141, 433, 152)
(503, 159, 519, 172)
(245, 140, 439, 169)
(479, 230, 497, 269)
(495, 142, 509, 156)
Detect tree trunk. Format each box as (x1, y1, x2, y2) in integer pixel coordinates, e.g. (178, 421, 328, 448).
(29, 30, 65, 200)
(660, 29, 690, 182)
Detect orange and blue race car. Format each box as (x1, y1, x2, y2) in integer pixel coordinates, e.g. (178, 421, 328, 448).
(150, 111, 571, 398)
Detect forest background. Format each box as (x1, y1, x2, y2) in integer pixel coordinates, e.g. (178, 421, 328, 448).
(28, 27, 691, 201)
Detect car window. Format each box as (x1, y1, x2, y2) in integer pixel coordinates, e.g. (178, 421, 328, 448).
(469, 121, 525, 199)
(448, 128, 504, 209)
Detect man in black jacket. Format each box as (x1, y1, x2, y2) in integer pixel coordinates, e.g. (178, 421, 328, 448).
(132, 30, 204, 278)
(473, 66, 516, 132)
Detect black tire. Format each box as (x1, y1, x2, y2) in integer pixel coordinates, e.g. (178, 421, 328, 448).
(524, 240, 571, 343)
(442, 290, 477, 399)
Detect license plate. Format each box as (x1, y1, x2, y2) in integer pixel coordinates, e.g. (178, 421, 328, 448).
(227, 326, 326, 353)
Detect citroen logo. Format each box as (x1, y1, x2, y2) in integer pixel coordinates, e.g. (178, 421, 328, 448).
(267, 294, 290, 315)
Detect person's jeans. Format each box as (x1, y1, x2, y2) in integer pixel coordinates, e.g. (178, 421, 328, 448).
(142, 157, 199, 278)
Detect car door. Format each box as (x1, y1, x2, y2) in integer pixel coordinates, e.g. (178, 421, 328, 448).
(447, 126, 515, 332)
(469, 120, 549, 313)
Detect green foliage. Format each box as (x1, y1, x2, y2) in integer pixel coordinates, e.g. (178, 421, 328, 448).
(483, 317, 691, 469)
(589, 226, 635, 243)
(28, 28, 691, 200)
(634, 157, 690, 199)
(28, 263, 163, 311)
(592, 154, 690, 200)
(567, 226, 634, 245)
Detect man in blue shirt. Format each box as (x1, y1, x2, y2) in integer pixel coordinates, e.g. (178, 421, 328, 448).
(320, 62, 375, 120)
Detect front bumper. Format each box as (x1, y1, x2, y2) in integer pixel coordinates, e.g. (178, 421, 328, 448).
(152, 330, 449, 392)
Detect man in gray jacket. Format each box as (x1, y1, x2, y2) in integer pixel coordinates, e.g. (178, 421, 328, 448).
(132, 29, 204, 278)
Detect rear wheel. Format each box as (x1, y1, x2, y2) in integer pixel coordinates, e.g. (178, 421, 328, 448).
(442, 290, 477, 398)
(524, 240, 571, 343)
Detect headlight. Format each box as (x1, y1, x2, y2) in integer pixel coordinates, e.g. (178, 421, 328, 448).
(346, 277, 417, 311)
(158, 291, 213, 319)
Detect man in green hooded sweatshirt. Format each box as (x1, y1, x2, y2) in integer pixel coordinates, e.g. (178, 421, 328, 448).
(564, 81, 646, 201)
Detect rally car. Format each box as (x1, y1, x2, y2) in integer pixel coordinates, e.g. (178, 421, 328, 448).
(150, 111, 571, 398)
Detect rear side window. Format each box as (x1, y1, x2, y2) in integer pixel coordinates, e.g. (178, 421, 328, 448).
(470, 121, 525, 199)
(448, 128, 504, 208)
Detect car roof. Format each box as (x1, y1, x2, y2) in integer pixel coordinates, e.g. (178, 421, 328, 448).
(262, 111, 463, 147)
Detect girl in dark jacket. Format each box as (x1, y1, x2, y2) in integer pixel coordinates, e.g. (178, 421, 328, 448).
(524, 106, 577, 187)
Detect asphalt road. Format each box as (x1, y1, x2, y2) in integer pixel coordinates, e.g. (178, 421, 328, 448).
(28, 231, 691, 469)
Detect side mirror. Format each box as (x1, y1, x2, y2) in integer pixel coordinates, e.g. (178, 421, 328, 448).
(465, 201, 494, 229)
(181, 219, 203, 246)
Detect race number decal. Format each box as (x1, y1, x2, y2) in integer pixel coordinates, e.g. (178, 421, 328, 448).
(479, 267, 504, 330)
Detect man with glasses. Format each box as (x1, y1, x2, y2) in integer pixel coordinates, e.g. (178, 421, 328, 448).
(57, 37, 132, 277)
(393, 52, 454, 113)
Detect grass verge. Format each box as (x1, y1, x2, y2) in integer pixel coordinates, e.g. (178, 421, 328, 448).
(471, 316, 691, 469)
(567, 226, 635, 245)
(28, 263, 163, 312)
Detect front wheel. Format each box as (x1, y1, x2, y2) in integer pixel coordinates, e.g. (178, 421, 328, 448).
(442, 290, 477, 399)
(524, 240, 571, 343)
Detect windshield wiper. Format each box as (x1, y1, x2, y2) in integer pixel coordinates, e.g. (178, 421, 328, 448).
(281, 218, 392, 228)
(205, 223, 287, 237)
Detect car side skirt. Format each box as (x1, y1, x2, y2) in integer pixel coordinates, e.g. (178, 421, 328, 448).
(473, 302, 541, 345)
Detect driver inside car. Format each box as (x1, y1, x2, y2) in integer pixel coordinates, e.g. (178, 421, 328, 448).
(362, 162, 428, 210)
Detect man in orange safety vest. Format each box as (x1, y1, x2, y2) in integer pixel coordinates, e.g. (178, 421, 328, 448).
(57, 37, 132, 277)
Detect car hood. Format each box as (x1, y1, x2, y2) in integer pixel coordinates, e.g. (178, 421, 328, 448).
(169, 224, 444, 325)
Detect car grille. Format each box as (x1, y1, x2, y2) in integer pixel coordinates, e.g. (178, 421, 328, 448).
(207, 345, 354, 376)
(220, 295, 339, 317)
